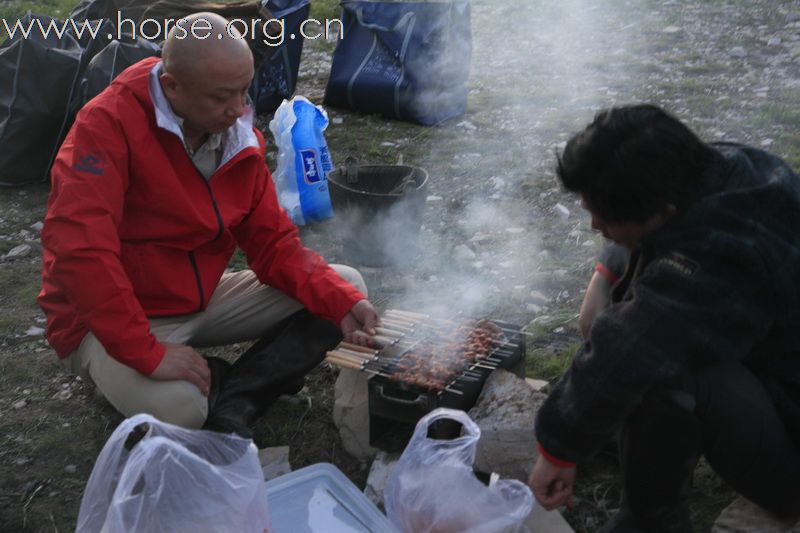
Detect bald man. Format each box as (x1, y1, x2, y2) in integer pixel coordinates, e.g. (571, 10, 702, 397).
(39, 13, 379, 438)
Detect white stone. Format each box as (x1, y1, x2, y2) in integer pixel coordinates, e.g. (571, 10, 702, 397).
(259, 446, 292, 481)
(331, 117, 344, 125)
(761, 139, 774, 147)
(426, 195, 443, 202)
(13, 400, 26, 409)
(333, 369, 378, 460)
(364, 451, 399, 509)
(453, 244, 477, 262)
(529, 290, 549, 304)
(64, 464, 77, 474)
(768, 37, 782, 46)
(663, 25, 681, 33)
(525, 378, 549, 392)
(467, 370, 548, 482)
(554, 203, 570, 219)
(712, 496, 800, 532)
(4, 244, 31, 259)
(505, 227, 525, 234)
(526, 303, 543, 313)
(30, 221, 44, 231)
(25, 326, 45, 336)
(730, 46, 747, 58)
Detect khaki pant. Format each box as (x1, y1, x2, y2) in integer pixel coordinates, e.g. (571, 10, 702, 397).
(64, 266, 366, 428)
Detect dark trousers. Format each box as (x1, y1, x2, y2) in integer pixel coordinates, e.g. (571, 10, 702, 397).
(617, 363, 800, 531)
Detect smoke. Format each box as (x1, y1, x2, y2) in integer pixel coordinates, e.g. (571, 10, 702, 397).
(325, 0, 643, 324)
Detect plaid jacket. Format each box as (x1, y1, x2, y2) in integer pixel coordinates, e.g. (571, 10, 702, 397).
(536, 143, 800, 463)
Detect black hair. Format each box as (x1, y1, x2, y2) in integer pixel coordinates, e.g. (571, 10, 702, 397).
(556, 104, 714, 224)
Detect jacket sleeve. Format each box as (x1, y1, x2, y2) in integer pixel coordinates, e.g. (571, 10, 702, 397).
(42, 106, 165, 374)
(535, 240, 775, 463)
(231, 160, 365, 325)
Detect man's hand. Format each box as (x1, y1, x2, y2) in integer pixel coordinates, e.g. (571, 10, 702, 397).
(528, 454, 577, 511)
(150, 342, 210, 396)
(340, 299, 380, 345)
(579, 270, 612, 339)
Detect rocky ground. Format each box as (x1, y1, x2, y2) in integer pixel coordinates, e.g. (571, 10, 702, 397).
(1, 0, 799, 531)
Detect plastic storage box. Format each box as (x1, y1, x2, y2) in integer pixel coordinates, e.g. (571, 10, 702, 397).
(264, 462, 398, 533)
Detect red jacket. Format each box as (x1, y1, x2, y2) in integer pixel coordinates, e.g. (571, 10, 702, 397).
(39, 57, 364, 375)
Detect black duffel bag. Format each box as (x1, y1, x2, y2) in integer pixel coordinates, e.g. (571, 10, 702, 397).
(324, 0, 472, 125)
(0, 13, 86, 186)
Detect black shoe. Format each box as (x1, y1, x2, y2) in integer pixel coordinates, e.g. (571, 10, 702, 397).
(203, 310, 342, 438)
(280, 377, 306, 396)
(204, 356, 231, 412)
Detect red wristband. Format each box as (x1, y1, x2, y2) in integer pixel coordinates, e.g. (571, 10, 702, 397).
(537, 442, 577, 468)
(595, 263, 619, 284)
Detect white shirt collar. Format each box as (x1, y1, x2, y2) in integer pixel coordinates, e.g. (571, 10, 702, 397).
(148, 61, 259, 169)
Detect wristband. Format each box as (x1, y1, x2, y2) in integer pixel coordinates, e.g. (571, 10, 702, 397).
(537, 442, 577, 468)
(595, 263, 620, 284)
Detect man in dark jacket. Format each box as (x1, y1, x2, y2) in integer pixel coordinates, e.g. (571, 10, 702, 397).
(529, 104, 800, 531)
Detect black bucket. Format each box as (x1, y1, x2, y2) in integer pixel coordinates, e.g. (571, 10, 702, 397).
(328, 163, 429, 267)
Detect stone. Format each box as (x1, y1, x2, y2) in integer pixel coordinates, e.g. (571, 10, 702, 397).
(523, 505, 574, 533)
(768, 37, 782, 46)
(525, 378, 549, 392)
(554, 203, 570, 218)
(333, 368, 378, 460)
(363, 451, 399, 509)
(730, 46, 747, 58)
(64, 464, 77, 474)
(13, 400, 26, 409)
(712, 496, 800, 532)
(4, 244, 31, 259)
(259, 446, 292, 481)
(467, 369, 548, 482)
(453, 244, 476, 262)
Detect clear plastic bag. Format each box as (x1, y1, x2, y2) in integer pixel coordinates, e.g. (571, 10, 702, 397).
(384, 408, 534, 533)
(76, 414, 270, 533)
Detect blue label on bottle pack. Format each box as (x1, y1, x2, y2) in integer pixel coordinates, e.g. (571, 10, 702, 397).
(299, 148, 322, 184)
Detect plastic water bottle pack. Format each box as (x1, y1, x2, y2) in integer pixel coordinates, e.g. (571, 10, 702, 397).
(269, 96, 335, 225)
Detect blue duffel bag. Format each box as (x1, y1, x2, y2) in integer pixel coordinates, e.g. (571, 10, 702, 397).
(324, 0, 471, 126)
(251, 0, 311, 114)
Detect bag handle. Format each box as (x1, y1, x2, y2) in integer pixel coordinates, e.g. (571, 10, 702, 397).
(412, 407, 480, 441)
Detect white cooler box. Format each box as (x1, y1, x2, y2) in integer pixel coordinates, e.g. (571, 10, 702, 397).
(264, 462, 398, 533)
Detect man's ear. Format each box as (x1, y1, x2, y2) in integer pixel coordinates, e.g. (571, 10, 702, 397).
(159, 72, 180, 100)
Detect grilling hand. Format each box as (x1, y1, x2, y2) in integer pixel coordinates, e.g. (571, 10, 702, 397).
(528, 454, 576, 511)
(151, 342, 211, 396)
(341, 299, 380, 345)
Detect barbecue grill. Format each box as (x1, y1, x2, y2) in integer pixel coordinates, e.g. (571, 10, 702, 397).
(325, 309, 526, 446)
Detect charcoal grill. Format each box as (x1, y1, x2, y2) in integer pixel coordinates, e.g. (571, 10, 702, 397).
(324, 309, 526, 447)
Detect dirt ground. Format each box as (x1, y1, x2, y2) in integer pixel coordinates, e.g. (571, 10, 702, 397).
(1, 0, 799, 531)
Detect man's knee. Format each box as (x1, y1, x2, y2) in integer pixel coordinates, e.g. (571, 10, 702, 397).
(331, 264, 368, 296)
(106, 380, 208, 429)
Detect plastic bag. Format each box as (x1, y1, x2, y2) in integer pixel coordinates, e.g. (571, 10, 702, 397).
(76, 414, 270, 533)
(268, 96, 335, 225)
(384, 408, 534, 533)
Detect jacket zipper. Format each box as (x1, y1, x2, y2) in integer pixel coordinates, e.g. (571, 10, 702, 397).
(188, 251, 205, 312)
(183, 143, 260, 311)
(187, 162, 225, 312)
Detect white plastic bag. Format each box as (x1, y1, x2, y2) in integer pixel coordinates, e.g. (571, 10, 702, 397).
(384, 408, 534, 533)
(76, 414, 270, 533)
